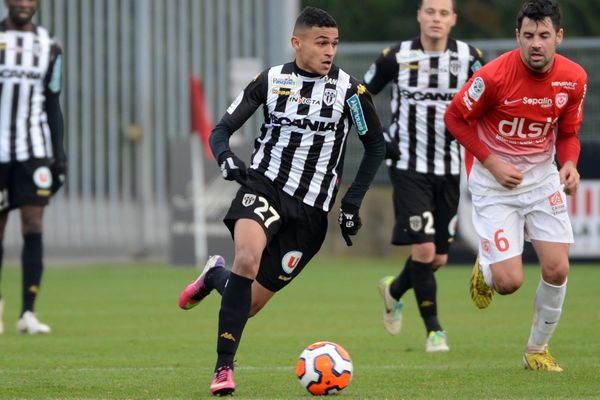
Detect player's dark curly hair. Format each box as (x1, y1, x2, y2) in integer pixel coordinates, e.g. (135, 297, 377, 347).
(294, 7, 337, 32)
(517, 0, 561, 31)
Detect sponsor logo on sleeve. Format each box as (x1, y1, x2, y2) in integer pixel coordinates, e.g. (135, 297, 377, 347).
(471, 60, 482, 73)
(462, 92, 473, 110)
(364, 63, 376, 84)
(578, 83, 587, 117)
(48, 54, 62, 93)
(227, 90, 244, 114)
(346, 94, 368, 135)
(467, 77, 485, 101)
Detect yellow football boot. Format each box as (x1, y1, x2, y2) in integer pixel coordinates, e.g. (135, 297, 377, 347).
(523, 346, 563, 372)
(469, 256, 494, 309)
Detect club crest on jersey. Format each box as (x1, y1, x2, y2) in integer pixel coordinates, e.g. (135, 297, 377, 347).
(555, 93, 568, 109)
(33, 167, 53, 189)
(242, 194, 256, 207)
(281, 251, 303, 274)
(322, 88, 337, 106)
(449, 60, 461, 76)
(32, 39, 42, 57)
(409, 215, 422, 232)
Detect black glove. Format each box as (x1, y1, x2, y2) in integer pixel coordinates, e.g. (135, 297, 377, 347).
(383, 131, 400, 161)
(338, 204, 362, 246)
(218, 150, 247, 185)
(51, 163, 66, 195)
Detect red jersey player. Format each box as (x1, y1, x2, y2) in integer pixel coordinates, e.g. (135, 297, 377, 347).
(445, 0, 587, 372)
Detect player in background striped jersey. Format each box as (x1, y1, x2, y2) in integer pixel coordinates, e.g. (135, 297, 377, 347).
(363, 0, 483, 352)
(0, 0, 66, 335)
(177, 7, 384, 395)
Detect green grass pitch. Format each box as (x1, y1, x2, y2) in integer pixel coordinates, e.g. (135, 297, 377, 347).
(0, 258, 599, 399)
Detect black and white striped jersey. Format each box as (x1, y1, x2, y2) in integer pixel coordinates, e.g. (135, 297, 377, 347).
(0, 21, 62, 162)
(364, 37, 484, 176)
(221, 62, 382, 212)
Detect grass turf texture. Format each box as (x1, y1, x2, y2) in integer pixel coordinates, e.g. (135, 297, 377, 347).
(0, 259, 599, 399)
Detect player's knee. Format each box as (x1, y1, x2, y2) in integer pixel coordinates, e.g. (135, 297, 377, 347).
(20, 210, 43, 234)
(411, 243, 436, 263)
(232, 250, 261, 278)
(494, 279, 522, 295)
(433, 254, 448, 270)
(542, 262, 569, 286)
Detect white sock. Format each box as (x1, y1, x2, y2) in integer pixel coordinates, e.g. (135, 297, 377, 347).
(480, 262, 494, 289)
(526, 278, 566, 353)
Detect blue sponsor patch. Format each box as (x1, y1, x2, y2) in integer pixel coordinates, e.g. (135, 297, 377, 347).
(48, 54, 62, 93)
(471, 60, 482, 73)
(346, 94, 368, 135)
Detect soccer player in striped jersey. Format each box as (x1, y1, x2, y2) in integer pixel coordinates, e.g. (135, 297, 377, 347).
(363, 0, 483, 352)
(445, 0, 587, 371)
(0, 0, 66, 335)
(177, 7, 384, 395)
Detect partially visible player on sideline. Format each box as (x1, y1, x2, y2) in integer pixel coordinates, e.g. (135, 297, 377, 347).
(0, 0, 66, 335)
(445, 0, 587, 371)
(363, 0, 484, 352)
(177, 7, 384, 395)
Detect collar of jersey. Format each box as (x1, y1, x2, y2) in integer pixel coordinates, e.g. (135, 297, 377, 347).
(292, 61, 326, 79)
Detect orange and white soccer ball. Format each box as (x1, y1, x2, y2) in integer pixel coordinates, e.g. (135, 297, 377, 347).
(296, 341, 353, 395)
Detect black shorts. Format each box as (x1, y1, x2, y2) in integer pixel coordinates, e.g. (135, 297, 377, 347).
(389, 168, 459, 254)
(223, 171, 328, 292)
(0, 159, 53, 212)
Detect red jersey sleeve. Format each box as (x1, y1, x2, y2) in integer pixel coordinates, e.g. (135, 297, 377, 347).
(557, 74, 587, 134)
(445, 64, 499, 163)
(556, 74, 587, 166)
(451, 67, 498, 123)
